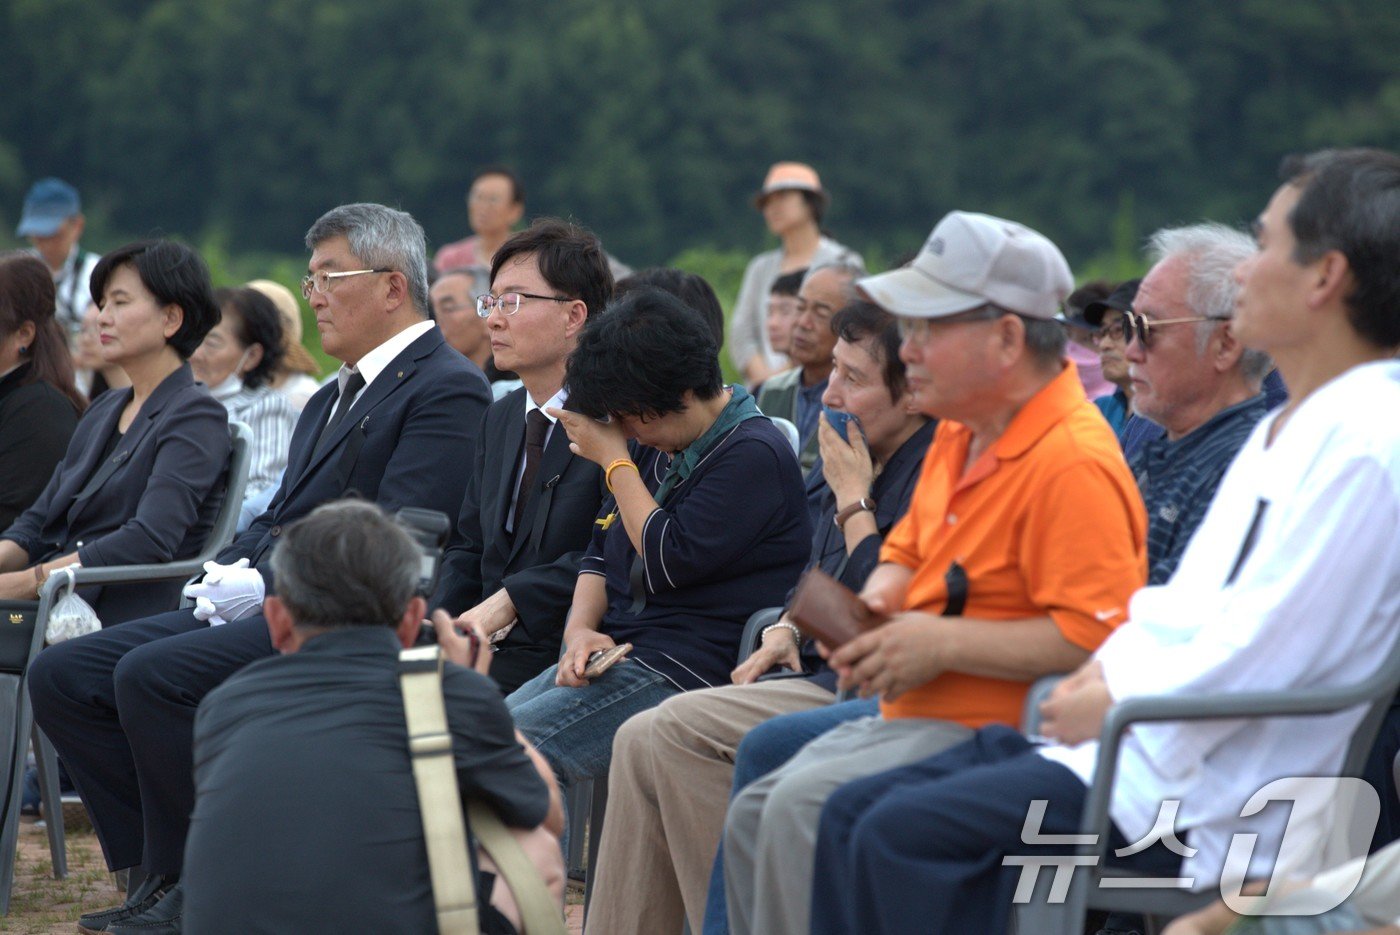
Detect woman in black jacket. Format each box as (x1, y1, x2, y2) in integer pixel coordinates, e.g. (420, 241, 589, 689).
(0, 240, 230, 623)
(0, 253, 86, 528)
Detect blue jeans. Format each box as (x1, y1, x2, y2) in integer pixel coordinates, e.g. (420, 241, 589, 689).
(702, 697, 880, 935)
(505, 660, 679, 786)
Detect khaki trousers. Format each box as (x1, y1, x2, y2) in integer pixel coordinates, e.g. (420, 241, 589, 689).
(584, 678, 836, 935)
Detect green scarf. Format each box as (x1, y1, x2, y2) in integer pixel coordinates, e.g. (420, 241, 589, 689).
(652, 385, 763, 505)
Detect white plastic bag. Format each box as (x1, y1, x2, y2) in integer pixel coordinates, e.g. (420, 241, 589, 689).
(44, 565, 102, 644)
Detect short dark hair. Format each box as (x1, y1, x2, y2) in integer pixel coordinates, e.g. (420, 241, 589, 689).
(0, 252, 85, 412)
(489, 218, 615, 319)
(565, 287, 723, 420)
(831, 301, 908, 399)
(271, 499, 422, 630)
(614, 267, 724, 347)
(1281, 148, 1400, 348)
(472, 165, 525, 206)
(90, 240, 220, 358)
(770, 269, 806, 297)
(213, 287, 286, 390)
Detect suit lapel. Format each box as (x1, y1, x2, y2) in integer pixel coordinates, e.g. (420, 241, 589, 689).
(289, 330, 435, 486)
(281, 383, 338, 488)
(506, 423, 574, 564)
(69, 367, 187, 526)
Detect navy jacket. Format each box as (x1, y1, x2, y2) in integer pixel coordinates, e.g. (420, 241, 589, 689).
(221, 326, 491, 591)
(431, 387, 606, 693)
(584, 417, 812, 690)
(185, 627, 547, 933)
(2, 363, 230, 623)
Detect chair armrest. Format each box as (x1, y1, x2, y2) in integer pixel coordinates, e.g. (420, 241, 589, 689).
(1021, 674, 1067, 736)
(1079, 678, 1394, 853)
(41, 560, 210, 592)
(739, 607, 784, 661)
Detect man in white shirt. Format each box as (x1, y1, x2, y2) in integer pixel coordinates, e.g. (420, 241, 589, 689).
(802, 147, 1400, 935)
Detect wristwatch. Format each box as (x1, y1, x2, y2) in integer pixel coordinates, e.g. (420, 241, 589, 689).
(833, 497, 877, 530)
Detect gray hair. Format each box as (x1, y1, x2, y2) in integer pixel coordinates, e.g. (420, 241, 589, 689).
(1022, 316, 1068, 366)
(305, 203, 431, 317)
(1146, 223, 1272, 386)
(270, 499, 422, 630)
(803, 259, 868, 302)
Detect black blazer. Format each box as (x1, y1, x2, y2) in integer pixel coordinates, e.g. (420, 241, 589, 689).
(0, 364, 80, 529)
(1, 364, 230, 624)
(431, 387, 606, 693)
(223, 325, 491, 590)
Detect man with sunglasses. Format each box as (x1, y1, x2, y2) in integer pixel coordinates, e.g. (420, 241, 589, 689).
(806, 148, 1400, 935)
(430, 218, 616, 694)
(1107, 224, 1272, 587)
(30, 203, 492, 935)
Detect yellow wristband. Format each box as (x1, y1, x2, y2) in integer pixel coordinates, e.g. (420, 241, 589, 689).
(605, 458, 639, 493)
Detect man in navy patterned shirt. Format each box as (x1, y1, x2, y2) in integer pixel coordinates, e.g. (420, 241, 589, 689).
(1122, 223, 1272, 586)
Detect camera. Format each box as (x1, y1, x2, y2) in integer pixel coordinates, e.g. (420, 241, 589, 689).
(394, 507, 451, 598)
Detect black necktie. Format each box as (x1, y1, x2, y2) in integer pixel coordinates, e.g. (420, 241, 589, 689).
(513, 409, 551, 533)
(314, 370, 366, 456)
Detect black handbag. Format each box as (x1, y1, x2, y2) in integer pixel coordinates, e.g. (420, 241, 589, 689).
(0, 600, 39, 674)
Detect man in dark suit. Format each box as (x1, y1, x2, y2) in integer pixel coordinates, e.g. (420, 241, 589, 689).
(28, 203, 491, 935)
(432, 218, 614, 694)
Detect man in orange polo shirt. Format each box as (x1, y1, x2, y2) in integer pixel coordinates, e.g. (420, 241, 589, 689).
(721, 211, 1147, 935)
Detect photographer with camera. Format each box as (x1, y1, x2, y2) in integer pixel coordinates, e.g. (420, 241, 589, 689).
(180, 499, 563, 934)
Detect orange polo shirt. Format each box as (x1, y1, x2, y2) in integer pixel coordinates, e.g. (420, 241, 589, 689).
(878, 363, 1146, 727)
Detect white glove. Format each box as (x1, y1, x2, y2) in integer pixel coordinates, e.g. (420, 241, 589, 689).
(184, 558, 265, 627)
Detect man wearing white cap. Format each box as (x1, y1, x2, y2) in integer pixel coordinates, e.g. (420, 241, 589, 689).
(15, 177, 100, 339)
(721, 211, 1147, 935)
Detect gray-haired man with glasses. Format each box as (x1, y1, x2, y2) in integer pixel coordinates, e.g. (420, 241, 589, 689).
(431, 217, 618, 694)
(30, 202, 492, 935)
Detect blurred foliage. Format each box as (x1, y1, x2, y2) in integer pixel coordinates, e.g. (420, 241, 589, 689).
(1, 0, 1395, 371)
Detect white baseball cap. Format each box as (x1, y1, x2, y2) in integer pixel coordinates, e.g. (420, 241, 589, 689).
(857, 211, 1073, 320)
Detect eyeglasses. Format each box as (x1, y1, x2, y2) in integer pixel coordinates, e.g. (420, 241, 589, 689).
(1121, 310, 1231, 349)
(475, 292, 572, 318)
(896, 305, 1007, 344)
(300, 268, 393, 300)
(1094, 318, 1127, 342)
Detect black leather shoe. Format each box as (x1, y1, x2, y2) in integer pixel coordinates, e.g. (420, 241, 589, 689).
(107, 882, 183, 935)
(77, 874, 174, 934)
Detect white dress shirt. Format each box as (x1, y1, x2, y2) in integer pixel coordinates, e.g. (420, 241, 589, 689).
(1041, 360, 1400, 886)
(326, 319, 436, 422)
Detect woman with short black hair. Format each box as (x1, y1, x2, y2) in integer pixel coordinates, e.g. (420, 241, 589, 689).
(0, 239, 230, 622)
(192, 288, 295, 500)
(497, 287, 812, 798)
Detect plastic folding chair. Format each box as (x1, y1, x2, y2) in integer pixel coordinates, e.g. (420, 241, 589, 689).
(1013, 626, 1400, 935)
(0, 421, 251, 914)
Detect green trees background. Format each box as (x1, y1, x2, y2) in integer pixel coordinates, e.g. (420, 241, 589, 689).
(1, 0, 1397, 363)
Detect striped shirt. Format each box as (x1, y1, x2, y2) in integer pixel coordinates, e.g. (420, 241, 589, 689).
(218, 384, 296, 498)
(1131, 394, 1268, 585)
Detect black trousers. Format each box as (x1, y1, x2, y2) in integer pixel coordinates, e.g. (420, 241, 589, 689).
(28, 608, 273, 874)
